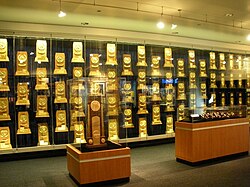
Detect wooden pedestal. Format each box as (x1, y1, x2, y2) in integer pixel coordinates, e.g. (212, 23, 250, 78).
(175, 118, 249, 163)
(67, 144, 131, 185)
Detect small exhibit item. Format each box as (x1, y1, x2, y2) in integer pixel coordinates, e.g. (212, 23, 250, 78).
(35, 40, 49, 62)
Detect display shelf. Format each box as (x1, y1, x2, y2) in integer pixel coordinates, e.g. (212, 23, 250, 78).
(118, 134, 175, 144)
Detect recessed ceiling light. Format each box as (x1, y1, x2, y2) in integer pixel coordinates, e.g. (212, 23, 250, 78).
(225, 13, 233, 17)
(156, 21, 165, 29)
(247, 34, 250, 41)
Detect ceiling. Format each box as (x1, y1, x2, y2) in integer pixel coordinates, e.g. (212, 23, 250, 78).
(1, 0, 250, 45)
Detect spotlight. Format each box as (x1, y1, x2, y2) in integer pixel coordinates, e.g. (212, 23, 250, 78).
(157, 21, 165, 29)
(171, 24, 177, 30)
(247, 34, 250, 41)
(58, 0, 66, 18)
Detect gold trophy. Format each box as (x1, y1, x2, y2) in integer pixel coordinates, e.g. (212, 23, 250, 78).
(54, 81, 67, 103)
(247, 93, 250, 106)
(35, 68, 49, 90)
(71, 42, 84, 63)
(0, 127, 12, 150)
(137, 69, 147, 90)
(190, 93, 196, 110)
(107, 69, 118, 92)
(219, 53, 226, 70)
(247, 74, 250, 88)
(136, 45, 147, 66)
(177, 58, 185, 77)
(35, 40, 48, 62)
(152, 104, 162, 125)
(105, 43, 117, 65)
(15, 51, 29, 76)
(137, 93, 148, 114)
(73, 67, 83, 79)
(200, 82, 207, 99)
(54, 53, 67, 75)
(107, 94, 119, 116)
(238, 74, 243, 88)
(209, 52, 217, 70)
(239, 93, 242, 105)
(237, 55, 242, 70)
(151, 56, 162, 76)
(38, 123, 49, 146)
(220, 73, 226, 88)
(17, 111, 31, 134)
(178, 104, 185, 121)
(165, 93, 175, 112)
(139, 118, 147, 138)
(70, 111, 77, 131)
(164, 48, 174, 67)
(71, 96, 85, 118)
(199, 59, 207, 77)
(122, 54, 133, 76)
(211, 92, 216, 107)
(123, 108, 134, 128)
(122, 81, 134, 103)
(221, 93, 225, 106)
(0, 39, 9, 61)
(210, 72, 217, 88)
(16, 83, 30, 106)
(36, 95, 49, 118)
(177, 82, 186, 100)
(0, 98, 11, 121)
(189, 71, 197, 89)
(229, 73, 235, 88)
(166, 115, 174, 134)
(188, 50, 196, 69)
(89, 54, 101, 77)
(108, 119, 119, 141)
(230, 93, 234, 106)
(55, 110, 68, 132)
(74, 121, 86, 143)
(0, 68, 10, 91)
(151, 81, 161, 101)
(229, 54, 234, 70)
(165, 71, 173, 89)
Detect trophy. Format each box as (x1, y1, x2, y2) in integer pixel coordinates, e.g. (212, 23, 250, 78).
(238, 74, 243, 88)
(55, 110, 68, 132)
(230, 92, 234, 106)
(54, 81, 67, 103)
(210, 72, 217, 88)
(0, 39, 9, 61)
(139, 118, 147, 138)
(152, 104, 162, 125)
(105, 43, 117, 65)
(136, 46, 147, 66)
(0, 127, 12, 150)
(188, 50, 196, 68)
(15, 51, 29, 76)
(220, 73, 226, 88)
(35, 40, 48, 62)
(219, 53, 226, 70)
(211, 92, 216, 107)
(122, 81, 134, 103)
(229, 54, 234, 70)
(199, 59, 207, 77)
(35, 68, 49, 90)
(74, 121, 86, 143)
(17, 111, 31, 134)
(238, 93, 242, 105)
(73, 67, 83, 79)
(71, 96, 85, 117)
(0, 68, 10, 91)
(209, 52, 217, 70)
(247, 93, 250, 106)
(137, 69, 147, 90)
(237, 55, 242, 70)
(247, 74, 250, 88)
(178, 104, 185, 121)
(151, 81, 161, 101)
(151, 56, 162, 76)
(190, 93, 196, 110)
(121, 54, 133, 76)
(70, 111, 77, 131)
(123, 108, 134, 128)
(200, 82, 207, 99)
(229, 73, 235, 88)
(108, 119, 119, 141)
(166, 115, 174, 134)
(71, 42, 84, 63)
(189, 71, 197, 89)
(0, 98, 11, 121)
(137, 93, 148, 114)
(54, 53, 67, 74)
(107, 69, 118, 92)
(89, 54, 101, 77)
(107, 94, 119, 116)
(177, 82, 186, 100)
(177, 58, 185, 77)
(164, 48, 174, 67)
(38, 123, 49, 146)
(221, 93, 225, 106)
(36, 95, 49, 118)
(16, 83, 30, 106)
(165, 71, 173, 89)
(165, 93, 175, 112)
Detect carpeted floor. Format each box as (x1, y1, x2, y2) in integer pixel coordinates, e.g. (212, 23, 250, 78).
(0, 143, 249, 187)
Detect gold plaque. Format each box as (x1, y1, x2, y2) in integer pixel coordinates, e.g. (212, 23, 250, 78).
(137, 93, 148, 114)
(36, 95, 49, 118)
(152, 104, 162, 125)
(229, 73, 235, 88)
(17, 111, 31, 134)
(70, 110, 77, 131)
(220, 73, 226, 88)
(209, 52, 217, 70)
(74, 121, 86, 143)
(0, 39, 9, 62)
(123, 108, 134, 128)
(177, 82, 186, 100)
(178, 104, 185, 121)
(166, 115, 174, 134)
(35, 68, 49, 90)
(136, 46, 147, 66)
(211, 92, 216, 107)
(137, 69, 147, 90)
(221, 93, 225, 107)
(151, 81, 161, 101)
(38, 123, 49, 146)
(229, 54, 234, 70)
(189, 93, 196, 110)
(165, 93, 175, 112)
(151, 56, 162, 76)
(71, 42, 84, 63)
(107, 94, 119, 116)
(0, 98, 11, 121)
(73, 67, 83, 79)
(238, 93, 242, 105)
(108, 119, 119, 141)
(230, 93, 234, 106)
(165, 71, 173, 89)
(89, 54, 102, 77)
(200, 82, 207, 99)
(121, 54, 133, 76)
(219, 53, 226, 70)
(189, 71, 197, 89)
(107, 69, 118, 92)
(15, 51, 29, 76)
(177, 58, 185, 77)
(0, 68, 10, 91)
(54, 53, 67, 74)
(139, 118, 147, 138)
(35, 40, 48, 62)
(210, 72, 217, 88)
(121, 81, 134, 103)
(188, 50, 196, 69)
(0, 127, 12, 150)
(54, 81, 67, 103)
(71, 96, 85, 117)
(199, 59, 207, 77)
(16, 83, 30, 106)
(237, 55, 242, 70)
(105, 43, 117, 65)
(164, 48, 174, 67)
(238, 74, 243, 88)
(55, 110, 68, 132)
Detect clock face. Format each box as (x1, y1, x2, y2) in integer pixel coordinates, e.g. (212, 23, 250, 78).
(91, 100, 100, 112)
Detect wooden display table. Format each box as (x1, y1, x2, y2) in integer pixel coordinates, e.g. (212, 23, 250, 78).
(67, 144, 131, 185)
(175, 118, 249, 163)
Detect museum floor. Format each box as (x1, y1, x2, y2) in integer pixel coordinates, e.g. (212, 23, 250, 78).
(0, 143, 249, 187)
